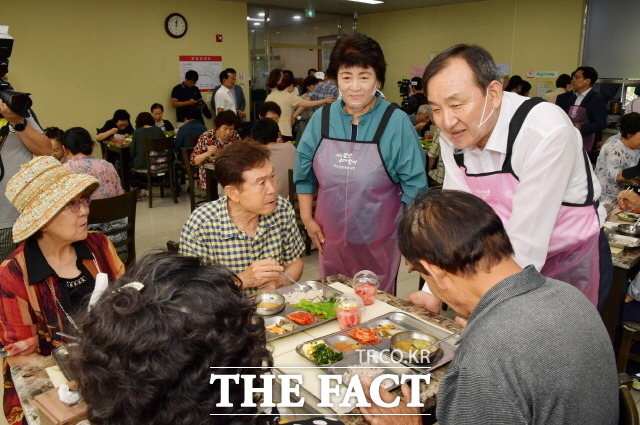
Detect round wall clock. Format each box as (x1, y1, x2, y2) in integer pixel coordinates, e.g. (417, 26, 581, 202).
(165, 13, 188, 38)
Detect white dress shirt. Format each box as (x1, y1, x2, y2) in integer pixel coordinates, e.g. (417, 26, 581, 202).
(441, 91, 603, 271)
(573, 87, 592, 106)
(214, 85, 236, 112)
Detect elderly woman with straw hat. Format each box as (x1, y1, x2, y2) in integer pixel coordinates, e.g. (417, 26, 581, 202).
(0, 156, 124, 425)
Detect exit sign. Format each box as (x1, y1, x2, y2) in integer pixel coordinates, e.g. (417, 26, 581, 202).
(305, 8, 315, 18)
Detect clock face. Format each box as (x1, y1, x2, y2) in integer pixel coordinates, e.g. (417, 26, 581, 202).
(165, 13, 187, 38)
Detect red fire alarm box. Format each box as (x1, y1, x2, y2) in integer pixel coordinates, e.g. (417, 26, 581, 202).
(216, 34, 223, 42)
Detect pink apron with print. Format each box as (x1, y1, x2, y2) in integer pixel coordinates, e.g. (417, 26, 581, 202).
(455, 98, 600, 305)
(312, 104, 403, 294)
(569, 104, 596, 151)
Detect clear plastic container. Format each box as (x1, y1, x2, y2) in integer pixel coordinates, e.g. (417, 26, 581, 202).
(353, 270, 380, 306)
(335, 293, 365, 331)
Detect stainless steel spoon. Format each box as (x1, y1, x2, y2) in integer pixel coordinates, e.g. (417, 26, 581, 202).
(279, 271, 311, 292)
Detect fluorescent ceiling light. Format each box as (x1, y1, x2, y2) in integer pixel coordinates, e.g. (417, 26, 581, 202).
(247, 17, 270, 21)
(258, 12, 265, 16)
(253, 22, 260, 26)
(347, 0, 384, 4)
(293, 15, 302, 20)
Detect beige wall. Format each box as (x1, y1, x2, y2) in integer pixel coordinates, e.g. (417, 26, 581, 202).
(358, 0, 585, 104)
(3, 0, 249, 133)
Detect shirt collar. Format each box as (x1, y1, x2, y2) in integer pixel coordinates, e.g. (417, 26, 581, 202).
(217, 196, 282, 241)
(457, 265, 544, 343)
(25, 237, 94, 285)
(575, 87, 592, 98)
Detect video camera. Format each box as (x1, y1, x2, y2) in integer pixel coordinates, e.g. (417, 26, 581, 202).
(0, 27, 32, 118)
(397, 79, 411, 112)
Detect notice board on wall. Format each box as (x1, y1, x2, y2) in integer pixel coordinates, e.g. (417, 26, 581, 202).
(178, 56, 222, 92)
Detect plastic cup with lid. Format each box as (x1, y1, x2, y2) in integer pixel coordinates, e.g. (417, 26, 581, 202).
(353, 270, 380, 306)
(335, 293, 365, 331)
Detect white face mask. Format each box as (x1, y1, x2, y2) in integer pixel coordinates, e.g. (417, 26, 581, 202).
(478, 88, 494, 128)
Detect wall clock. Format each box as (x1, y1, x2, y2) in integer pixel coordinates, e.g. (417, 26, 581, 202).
(165, 13, 187, 38)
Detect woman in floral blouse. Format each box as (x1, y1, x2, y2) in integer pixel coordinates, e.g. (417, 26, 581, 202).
(190, 110, 241, 190)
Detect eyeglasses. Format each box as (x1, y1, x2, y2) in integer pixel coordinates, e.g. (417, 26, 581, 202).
(572, 75, 584, 80)
(64, 195, 91, 213)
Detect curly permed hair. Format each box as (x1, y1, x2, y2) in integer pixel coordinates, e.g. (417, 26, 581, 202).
(71, 251, 273, 425)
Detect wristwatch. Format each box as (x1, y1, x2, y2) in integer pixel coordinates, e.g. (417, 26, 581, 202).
(12, 119, 27, 132)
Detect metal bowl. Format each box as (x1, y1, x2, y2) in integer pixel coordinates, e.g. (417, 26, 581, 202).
(617, 224, 640, 237)
(390, 330, 440, 364)
(254, 292, 285, 316)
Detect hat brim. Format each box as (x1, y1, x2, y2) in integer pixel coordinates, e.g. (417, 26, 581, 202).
(12, 173, 100, 243)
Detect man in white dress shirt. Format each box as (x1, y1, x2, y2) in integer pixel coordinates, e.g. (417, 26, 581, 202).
(214, 69, 239, 117)
(406, 44, 610, 312)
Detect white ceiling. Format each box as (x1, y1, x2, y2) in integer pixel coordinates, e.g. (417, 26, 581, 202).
(228, 0, 482, 16)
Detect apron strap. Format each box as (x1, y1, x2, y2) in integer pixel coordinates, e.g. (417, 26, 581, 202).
(371, 104, 398, 144)
(503, 97, 545, 174)
(320, 103, 332, 139)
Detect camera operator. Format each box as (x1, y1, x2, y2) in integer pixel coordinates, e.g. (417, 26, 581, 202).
(0, 78, 51, 262)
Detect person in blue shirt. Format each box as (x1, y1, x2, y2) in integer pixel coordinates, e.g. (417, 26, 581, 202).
(294, 33, 427, 295)
(174, 106, 207, 160)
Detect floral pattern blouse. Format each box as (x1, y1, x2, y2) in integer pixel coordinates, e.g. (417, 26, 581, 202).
(595, 136, 640, 204)
(190, 130, 241, 190)
(63, 156, 124, 199)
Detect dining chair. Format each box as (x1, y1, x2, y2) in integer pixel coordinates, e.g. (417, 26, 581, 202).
(88, 189, 137, 267)
(182, 147, 207, 212)
(287, 169, 312, 256)
(166, 240, 179, 252)
(619, 373, 640, 425)
(132, 137, 178, 208)
(617, 321, 640, 373)
(95, 128, 107, 159)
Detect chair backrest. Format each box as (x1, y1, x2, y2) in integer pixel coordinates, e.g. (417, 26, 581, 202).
(187, 134, 200, 147)
(88, 189, 137, 266)
(182, 146, 197, 211)
(144, 137, 174, 175)
(96, 128, 107, 159)
(166, 240, 179, 252)
(619, 373, 640, 425)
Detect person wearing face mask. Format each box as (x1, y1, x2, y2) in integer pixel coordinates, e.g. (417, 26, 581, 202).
(407, 44, 608, 312)
(556, 66, 607, 151)
(295, 33, 428, 295)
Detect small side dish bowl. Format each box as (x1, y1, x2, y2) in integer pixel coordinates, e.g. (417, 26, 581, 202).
(390, 330, 440, 363)
(255, 292, 285, 316)
(617, 224, 640, 238)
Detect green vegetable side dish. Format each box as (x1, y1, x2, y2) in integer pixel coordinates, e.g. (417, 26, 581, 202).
(292, 297, 337, 319)
(311, 343, 343, 365)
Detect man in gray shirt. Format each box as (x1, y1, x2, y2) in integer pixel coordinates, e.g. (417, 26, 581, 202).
(362, 189, 618, 424)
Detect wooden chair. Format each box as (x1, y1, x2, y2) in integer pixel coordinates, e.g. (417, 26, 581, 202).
(287, 169, 313, 256)
(619, 373, 640, 425)
(617, 321, 640, 373)
(132, 137, 178, 208)
(88, 189, 137, 267)
(182, 147, 207, 212)
(96, 128, 107, 159)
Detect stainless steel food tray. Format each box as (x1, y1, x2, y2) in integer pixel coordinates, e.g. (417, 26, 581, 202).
(295, 311, 457, 378)
(262, 281, 343, 341)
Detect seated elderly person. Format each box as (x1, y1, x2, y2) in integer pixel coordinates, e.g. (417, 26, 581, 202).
(595, 112, 640, 206)
(72, 251, 348, 425)
(372, 189, 618, 424)
(44, 126, 65, 163)
(180, 141, 304, 294)
(96, 109, 134, 142)
(0, 156, 124, 425)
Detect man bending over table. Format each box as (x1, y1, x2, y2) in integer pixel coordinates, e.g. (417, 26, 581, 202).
(361, 189, 618, 424)
(179, 140, 304, 295)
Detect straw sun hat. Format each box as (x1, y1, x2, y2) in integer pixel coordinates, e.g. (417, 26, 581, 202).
(6, 156, 100, 243)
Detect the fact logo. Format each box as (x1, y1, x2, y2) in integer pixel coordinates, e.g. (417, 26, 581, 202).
(209, 373, 430, 409)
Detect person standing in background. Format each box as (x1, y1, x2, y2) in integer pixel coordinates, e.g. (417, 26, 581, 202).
(211, 68, 246, 121)
(556, 66, 607, 151)
(542, 73, 572, 104)
(171, 70, 211, 125)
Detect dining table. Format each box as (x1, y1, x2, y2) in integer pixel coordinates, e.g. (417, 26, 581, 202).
(105, 141, 131, 191)
(10, 274, 460, 425)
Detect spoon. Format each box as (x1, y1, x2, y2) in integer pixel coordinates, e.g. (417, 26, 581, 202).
(279, 271, 311, 292)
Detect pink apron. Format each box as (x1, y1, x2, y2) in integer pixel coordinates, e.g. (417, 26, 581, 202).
(569, 103, 596, 151)
(455, 98, 600, 305)
(313, 104, 403, 294)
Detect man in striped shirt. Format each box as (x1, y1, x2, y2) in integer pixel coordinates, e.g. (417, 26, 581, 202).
(179, 141, 304, 295)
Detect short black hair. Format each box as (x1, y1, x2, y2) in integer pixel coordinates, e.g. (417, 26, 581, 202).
(181, 105, 199, 121)
(112, 109, 130, 122)
(398, 189, 514, 276)
(63, 127, 94, 155)
(150, 103, 164, 112)
(556, 74, 571, 89)
(308, 68, 317, 75)
(504, 75, 524, 92)
(423, 44, 500, 95)
(519, 81, 531, 96)
(251, 118, 279, 145)
(220, 70, 230, 83)
(411, 76, 422, 88)
(185, 70, 198, 82)
(329, 33, 387, 87)
(258, 101, 281, 118)
(135, 112, 155, 128)
(44, 126, 64, 142)
(575, 66, 598, 86)
(214, 110, 237, 129)
(225, 68, 237, 74)
(215, 140, 271, 188)
(621, 112, 640, 139)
